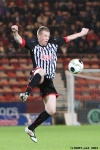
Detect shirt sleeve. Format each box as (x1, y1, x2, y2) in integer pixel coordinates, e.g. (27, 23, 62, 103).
(21, 38, 35, 50)
(21, 39, 26, 47)
(53, 37, 69, 46)
(63, 37, 69, 43)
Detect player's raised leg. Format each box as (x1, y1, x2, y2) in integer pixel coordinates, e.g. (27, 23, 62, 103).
(20, 68, 45, 102)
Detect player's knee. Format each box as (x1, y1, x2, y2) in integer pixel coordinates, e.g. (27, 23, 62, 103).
(34, 68, 45, 77)
(38, 68, 46, 77)
(47, 108, 56, 115)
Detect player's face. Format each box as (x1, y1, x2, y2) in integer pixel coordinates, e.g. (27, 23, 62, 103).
(38, 31, 50, 46)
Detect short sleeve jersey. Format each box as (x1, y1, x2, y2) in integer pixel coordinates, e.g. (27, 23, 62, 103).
(22, 37, 68, 79)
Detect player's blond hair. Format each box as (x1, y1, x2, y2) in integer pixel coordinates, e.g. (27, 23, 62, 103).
(37, 26, 50, 35)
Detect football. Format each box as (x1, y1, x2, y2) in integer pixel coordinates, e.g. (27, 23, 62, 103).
(68, 59, 84, 74)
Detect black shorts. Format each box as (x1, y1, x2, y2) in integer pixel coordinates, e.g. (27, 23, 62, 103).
(30, 69, 59, 98)
(38, 77, 59, 98)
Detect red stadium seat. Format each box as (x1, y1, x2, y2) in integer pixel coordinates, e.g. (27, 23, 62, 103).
(1, 58, 10, 64)
(0, 71, 7, 77)
(19, 58, 27, 63)
(90, 57, 99, 64)
(0, 96, 6, 102)
(84, 63, 91, 69)
(0, 65, 5, 70)
(0, 78, 9, 86)
(57, 58, 63, 63)
(7, 71, 16, 77)
(10, 58, 19, 64)
(91, 64, 99, 69)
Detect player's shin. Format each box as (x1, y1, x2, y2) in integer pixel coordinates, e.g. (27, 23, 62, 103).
(28, 110, 51, 131)
(25, 73, 41, 95)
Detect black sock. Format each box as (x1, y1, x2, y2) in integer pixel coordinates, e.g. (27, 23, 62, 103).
(25, 73, 41, 95)
(28, 111, 51, 131)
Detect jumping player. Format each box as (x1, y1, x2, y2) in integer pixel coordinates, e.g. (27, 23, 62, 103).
(11, 25, 89, 143)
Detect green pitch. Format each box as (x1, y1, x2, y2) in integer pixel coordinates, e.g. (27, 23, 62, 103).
(0, 125, 100, 150)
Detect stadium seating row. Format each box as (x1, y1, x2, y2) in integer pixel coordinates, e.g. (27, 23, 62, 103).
(0, 57, 100, 69)
(0, 57, 100, 103)
(75, 77, 100, 101)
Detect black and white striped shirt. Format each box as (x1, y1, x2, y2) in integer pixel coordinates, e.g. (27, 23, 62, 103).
(22, 38, 66, 79)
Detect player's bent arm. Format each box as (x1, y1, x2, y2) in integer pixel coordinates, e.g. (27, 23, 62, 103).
(66, 28, 89, 42)
(13, 31, 22, 44)
(11, 25, 22, 45)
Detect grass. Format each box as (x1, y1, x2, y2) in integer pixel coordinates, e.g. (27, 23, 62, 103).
(0, 125, 100, 150)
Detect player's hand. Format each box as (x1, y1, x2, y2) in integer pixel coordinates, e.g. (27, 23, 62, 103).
(11, 25, 18, 32)
(80, 28, 89, 36)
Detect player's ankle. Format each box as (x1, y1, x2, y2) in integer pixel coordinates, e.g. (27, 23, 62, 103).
(25, 92, 29, 95)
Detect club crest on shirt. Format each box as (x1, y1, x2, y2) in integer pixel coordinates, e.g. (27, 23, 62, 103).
(41, 54, 53, 60)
